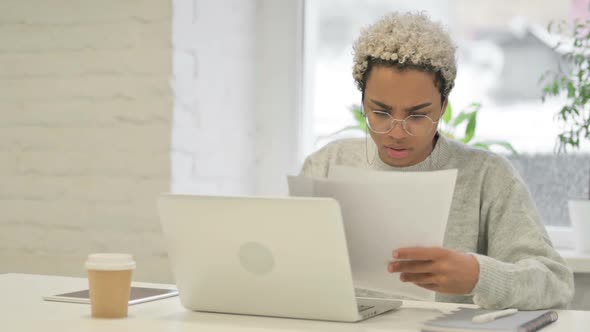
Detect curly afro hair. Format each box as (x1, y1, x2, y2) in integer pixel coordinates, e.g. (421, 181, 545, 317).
(352, 12, 457, 100)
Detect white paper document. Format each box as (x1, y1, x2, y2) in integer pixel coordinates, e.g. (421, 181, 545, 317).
(288, 166, 457, 301)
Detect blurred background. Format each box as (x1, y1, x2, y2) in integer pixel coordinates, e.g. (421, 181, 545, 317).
(0, 0, 588, 309)
(310, 0, 585, 152)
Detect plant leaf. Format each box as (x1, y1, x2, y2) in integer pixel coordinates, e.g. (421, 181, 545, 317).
(461, 112, 477, 143)
(567, 81, 576, 98)
(443, 101, 453, 124)
(439, 130, 455, 140)
(349, 105, 366, 130)
(471, 142, 490, 150)
(451, 111, 474, 127)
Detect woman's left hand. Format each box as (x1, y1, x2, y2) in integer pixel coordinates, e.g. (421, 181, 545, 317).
(387, 247, 480, 295)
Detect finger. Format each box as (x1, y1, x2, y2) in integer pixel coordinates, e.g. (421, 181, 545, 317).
(399, 272, 437, 284)
(389, 260, 435, 273)
(393, 247, 448, 261)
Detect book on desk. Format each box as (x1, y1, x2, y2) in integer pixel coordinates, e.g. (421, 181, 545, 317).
(422, 308, 558, 332)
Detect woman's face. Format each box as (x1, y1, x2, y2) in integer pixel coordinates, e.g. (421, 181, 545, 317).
(363, 66, 445, 167)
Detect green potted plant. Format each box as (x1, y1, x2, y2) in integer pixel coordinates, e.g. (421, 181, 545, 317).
(541, 17, 590, 253)
(324, 102, 517, 155)
(439, 102, 517, 154)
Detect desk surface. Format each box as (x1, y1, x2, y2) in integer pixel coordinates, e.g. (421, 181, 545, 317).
(2, 273, 588, 331)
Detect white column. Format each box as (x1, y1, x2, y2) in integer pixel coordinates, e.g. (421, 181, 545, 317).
(173, 0, 304, 196)
(172, 0, 258, 195)
(254, 0, 304, 195)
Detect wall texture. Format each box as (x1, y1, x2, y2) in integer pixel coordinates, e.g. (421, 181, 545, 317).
(0, 0, 173, 282)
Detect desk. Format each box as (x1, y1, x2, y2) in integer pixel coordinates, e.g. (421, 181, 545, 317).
(2, 273, 588, 331)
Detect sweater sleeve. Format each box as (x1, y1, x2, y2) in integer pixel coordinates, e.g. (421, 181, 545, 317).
(471, 171, 574, 309)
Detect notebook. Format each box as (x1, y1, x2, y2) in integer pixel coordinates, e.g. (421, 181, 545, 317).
(422, 308, 558, 332)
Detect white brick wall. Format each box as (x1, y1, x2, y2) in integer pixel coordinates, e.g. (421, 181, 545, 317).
(0, 0, 174, 282)
(1, 0, 304, 285)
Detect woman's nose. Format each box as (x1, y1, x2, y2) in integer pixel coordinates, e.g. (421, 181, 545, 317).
(387, 119, 409, 138)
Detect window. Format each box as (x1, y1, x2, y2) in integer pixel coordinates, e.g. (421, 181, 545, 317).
(303, 0, 590, 245)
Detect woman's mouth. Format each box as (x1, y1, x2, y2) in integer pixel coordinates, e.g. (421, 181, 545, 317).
(385, 146, 410, 159)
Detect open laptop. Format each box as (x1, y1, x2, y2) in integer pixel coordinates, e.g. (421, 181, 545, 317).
(157, 194, 402, 322)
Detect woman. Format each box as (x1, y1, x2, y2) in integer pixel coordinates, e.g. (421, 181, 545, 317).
(300, 12, 573, 309)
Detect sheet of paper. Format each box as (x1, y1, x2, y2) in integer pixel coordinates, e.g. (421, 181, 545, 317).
(287, 167, 457, 301)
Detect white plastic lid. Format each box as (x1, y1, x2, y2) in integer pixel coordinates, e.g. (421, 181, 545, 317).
(85, 253, 136, 271)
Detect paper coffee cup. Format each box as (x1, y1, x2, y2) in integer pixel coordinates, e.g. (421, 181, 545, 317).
(85, 253, 136, 318)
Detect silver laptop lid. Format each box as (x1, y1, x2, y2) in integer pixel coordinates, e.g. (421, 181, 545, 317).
(158, 194, 362, 321)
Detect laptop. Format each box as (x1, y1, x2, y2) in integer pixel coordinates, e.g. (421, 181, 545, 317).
(157, 194, 402, 322)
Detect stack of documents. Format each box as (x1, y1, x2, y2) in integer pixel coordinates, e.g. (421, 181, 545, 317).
(288, 166, 457, 301)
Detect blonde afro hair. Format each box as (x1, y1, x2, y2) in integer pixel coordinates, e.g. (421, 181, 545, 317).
(352, 12, 457, 99)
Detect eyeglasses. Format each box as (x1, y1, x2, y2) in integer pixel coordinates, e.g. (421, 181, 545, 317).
(364, 109, 439, 136)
